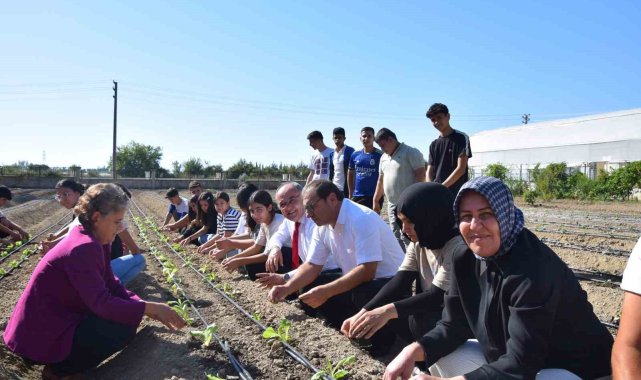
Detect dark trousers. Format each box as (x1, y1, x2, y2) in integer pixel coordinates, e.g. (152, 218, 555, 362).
(50, 315, 137, 376)
(351, 195, 383, 211)
(302, 273, 396, 354)
(246, 246, 296, 281)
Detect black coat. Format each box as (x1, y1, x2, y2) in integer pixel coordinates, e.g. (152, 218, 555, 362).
(418, 228, 613, 380)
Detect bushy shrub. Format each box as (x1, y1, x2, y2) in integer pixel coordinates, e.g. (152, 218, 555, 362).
(485, 163, 509, 182)
(523, 189, 537, 206)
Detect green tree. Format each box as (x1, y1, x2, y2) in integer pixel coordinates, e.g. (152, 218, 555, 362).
(108, 141, 162, 178)
(485, 163, 509, 182)
(203, 163, 223, 178)
(183, 157, 204, 177)
(227, 159, 255, 179)
(171, 161, 182, 177)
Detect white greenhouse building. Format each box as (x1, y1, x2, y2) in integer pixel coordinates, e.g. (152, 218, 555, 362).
(469, 108, 641, 180)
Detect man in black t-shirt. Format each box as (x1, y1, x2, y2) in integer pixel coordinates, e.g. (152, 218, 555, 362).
(426, 103, 472, 196)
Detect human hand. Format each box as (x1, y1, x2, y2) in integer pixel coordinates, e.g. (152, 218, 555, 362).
(145, 302, 186, 331)
(172, 235, 182, 243)
(9, 230, 21, 241)
(383, 343, 425, 380)
(268, 285, 291, 303)
(179, 238, 190, 247)
(222, 258, 240, 273)
(215, 238, 232, 250)
(256, 272, 285, 289)
(350, 304, 397, 339)
(298, 286, 330, 309)
(373, 202, 381, 214)
(265, 249, 283, 273)
(211, 249, 227, 261)
(18, 230, 29, 240)
(340, 309, 366, 337)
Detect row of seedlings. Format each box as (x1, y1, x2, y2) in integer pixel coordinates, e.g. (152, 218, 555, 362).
(129, 211, 253, 380)
(129, 197, 357, 380)
(0, 212, 72, 281)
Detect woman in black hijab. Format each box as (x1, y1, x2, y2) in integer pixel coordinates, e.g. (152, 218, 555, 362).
(384, 177, 613, 380)
(340, 182, 468, 342)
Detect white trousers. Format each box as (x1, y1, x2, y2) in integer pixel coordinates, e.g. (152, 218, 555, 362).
(427, 340, 581, 380)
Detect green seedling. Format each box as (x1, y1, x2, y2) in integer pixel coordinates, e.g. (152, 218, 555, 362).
(159, 235, 169, 243)
(205, 374, 225, 380)
(1, 250, 8, 258)
(251, 312, 262, 322)
(198, 264, 209, 273)
(9, 260, 20, 269)
(158, 253, 168, 262)
(14, 241, 22, 248)
(183, 255, 194, 267)
(171, 243, 184, 252)
(168, 299, 194, 326)
(262, 319, 292, 343)
(311, 355, 357, 380)
(171, 283, 180, 298)
(216, 282, 238, 299)
(163, 267, 178, 284)
(205, 271, 219, 283)
(0, 268, 6, 277)
(189, 323, 219, 348)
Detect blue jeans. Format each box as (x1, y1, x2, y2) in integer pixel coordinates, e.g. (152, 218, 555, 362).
(198, 234, 215, 245)
(111, 254, 146, 286)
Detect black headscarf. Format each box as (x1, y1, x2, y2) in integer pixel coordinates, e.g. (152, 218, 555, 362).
(396, 182, 459, 249)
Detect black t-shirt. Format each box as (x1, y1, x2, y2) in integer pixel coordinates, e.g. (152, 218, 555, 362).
(203, 211, 218, 235)
(428, 129, 472, 195)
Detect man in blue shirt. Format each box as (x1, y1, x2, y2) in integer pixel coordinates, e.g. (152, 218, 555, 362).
(347, 126, 383, 210)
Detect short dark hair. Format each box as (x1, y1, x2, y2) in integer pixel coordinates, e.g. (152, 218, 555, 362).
(426, 103, 449, 118)
(236, 183, 259, 210)
(360, 126, 375, 134)
(0, 185, 12, 200)
(215, 191, 230, 203)
(114, 183, 132, 199)
(375, 128, 397, 142)
(188, 181, 202, 189)
(306, 179, 344, 202)
(165, 188, 179, 198)
(307, 130, 323, 140)
(332, 127, 345, 136)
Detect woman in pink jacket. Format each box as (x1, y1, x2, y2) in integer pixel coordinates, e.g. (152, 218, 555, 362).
(4, 183, 185, 379)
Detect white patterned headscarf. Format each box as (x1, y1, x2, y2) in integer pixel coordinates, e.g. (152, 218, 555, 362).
(453, 176, 525, 260)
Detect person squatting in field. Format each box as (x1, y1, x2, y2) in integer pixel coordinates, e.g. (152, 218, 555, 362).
(4, 183, 185, 380)
(221, 190, 287, 277)
(384, 176, 613, 380)
(0, 185, 29, 245)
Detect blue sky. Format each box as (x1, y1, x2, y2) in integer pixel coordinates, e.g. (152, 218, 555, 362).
(2, 0, 640, 170)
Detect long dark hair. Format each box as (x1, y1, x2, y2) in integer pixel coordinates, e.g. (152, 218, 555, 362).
(237, 183, 258, 231)
(55, 179, 85, 195)
(249, 190, 280, 224)
(196, 191, 216, 228)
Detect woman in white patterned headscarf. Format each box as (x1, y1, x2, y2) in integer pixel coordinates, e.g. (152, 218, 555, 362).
(385, 176, 613, 380)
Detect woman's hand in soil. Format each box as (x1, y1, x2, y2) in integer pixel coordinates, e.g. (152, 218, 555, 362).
(211, 249, 227, 261)
(179, 238, 191, 247)
(341, 309, 366, 337)
(265, 249, 283, 273)
(255, 273, 285, 289)
(144, 302, 186, 331)
(350, 304, 397, 339)
(172, 235, 182, 243)
(383, 342, 425, 380)
(161, 224, 175, 231)
(222, 258, 240, 273)
(298, 286, 330, 308)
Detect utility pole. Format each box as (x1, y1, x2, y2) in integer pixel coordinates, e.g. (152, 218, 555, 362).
(522, 113, 531, 124)
(112, 81, 118, 179)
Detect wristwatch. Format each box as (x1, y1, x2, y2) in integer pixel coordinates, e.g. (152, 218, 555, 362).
(283, 273, 291, 282)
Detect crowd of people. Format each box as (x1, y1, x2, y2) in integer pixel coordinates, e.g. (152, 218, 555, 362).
(1, 102, 640, 379)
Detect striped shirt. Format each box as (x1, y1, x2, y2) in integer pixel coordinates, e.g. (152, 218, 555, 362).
(216, 207, 241, 237)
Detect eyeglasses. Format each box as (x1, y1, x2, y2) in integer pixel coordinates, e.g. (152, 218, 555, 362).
(278, 194, 300, 210)
(54, 192, 72, 201)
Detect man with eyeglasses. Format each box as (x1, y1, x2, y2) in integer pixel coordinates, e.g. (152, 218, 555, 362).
(256, 182, 338, 288)
(269, 180, 404, 356)
(372, 128, 426, 250)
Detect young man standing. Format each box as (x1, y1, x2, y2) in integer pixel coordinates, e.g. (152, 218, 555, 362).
(347, 127, 383, 210)
(373, 128, 426, 249)
(426, 103, 472, 196)
(306, 131, 334, 185)
(331, 127, 354, 197)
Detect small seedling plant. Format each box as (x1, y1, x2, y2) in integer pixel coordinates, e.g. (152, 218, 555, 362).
(189, 323, 219, 348)
(251, 312, 262, 322)
(311, 356, 357, 380)
(205, 271, 219, 283)
(198, 264, 209, 273)
(205, 374, 224, 380)
(262, 319, 292, 343)
(168, 299, 194, 326)
(216, 282, 239, 299)
(9, 260, 20, 269)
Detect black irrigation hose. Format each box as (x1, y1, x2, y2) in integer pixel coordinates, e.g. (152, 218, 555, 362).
(527, 218, 641, 236)
(0, 211, 72, 266)
(532, 226, 637, 241)
(571, 267, 622, 286)
(128, 208, 253, 380)
(129, 197, 330, 380)
(540, 238, 630, 258)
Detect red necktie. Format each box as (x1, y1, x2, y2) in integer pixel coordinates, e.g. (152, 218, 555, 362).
(292, 222, 301, 268)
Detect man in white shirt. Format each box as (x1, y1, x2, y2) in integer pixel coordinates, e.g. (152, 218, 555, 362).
(269, 180, 404, 354)
(331, 127, 354, 197)
(256, 182, 339, 288)
(306, 130, 334, 185)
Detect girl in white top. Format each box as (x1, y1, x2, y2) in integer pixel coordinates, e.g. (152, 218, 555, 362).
(222, 190, 288, 278)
